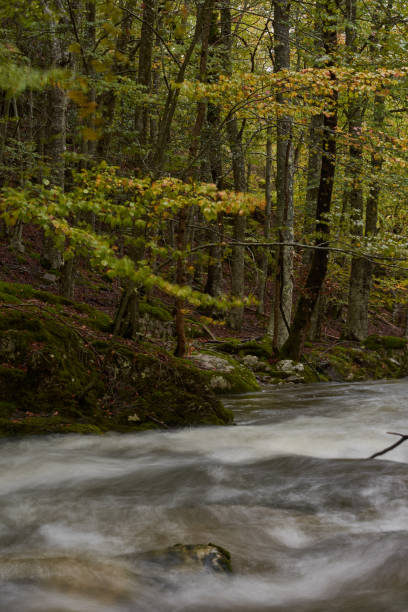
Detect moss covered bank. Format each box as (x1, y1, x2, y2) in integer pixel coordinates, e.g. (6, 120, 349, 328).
(0, 283, 232, 436)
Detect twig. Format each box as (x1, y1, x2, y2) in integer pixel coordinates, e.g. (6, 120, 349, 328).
(373, 313, 401, 331)
(201, 323, 217, 341)
(368, 432, 408, 459)
(146, 415, 169, 429)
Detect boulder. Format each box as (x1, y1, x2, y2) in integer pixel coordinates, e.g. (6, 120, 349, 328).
(189, 351, 260, 394)
(190, 353, 235, 373)
(241, 354, 260, 369)
(276, 359, 305, 374)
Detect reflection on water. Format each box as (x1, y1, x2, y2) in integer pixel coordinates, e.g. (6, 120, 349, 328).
(0, 379, 407, 610)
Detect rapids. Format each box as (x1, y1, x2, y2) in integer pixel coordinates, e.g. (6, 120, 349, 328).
(0, 379, 407, 611)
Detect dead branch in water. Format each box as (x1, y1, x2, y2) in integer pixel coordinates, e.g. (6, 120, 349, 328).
(368, 432, 408, 459)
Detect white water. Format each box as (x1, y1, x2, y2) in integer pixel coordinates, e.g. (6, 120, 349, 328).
(0, 379, 407, 610)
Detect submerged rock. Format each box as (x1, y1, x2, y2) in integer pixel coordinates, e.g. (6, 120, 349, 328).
(140, 543, 232, 574)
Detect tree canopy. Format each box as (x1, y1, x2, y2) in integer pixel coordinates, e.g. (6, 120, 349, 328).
(1, 0, 408, 358)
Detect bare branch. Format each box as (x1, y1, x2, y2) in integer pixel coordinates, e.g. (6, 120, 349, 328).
(368, 432, 408, 460)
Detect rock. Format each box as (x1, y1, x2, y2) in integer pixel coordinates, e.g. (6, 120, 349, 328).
(42, 272, 58, 283)
(276, 359, 305, 374)
(286, 375, 305, 383)
(190, 353, 235, 373)
(189, 351, 260, 394)
(141, 543, 232, 574)
(209, 375, 231, 391)
(241, 354, 260, 369)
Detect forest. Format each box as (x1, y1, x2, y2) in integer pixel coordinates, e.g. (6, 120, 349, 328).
(1, 0, 408, 424)
(2, 2, 408, 609)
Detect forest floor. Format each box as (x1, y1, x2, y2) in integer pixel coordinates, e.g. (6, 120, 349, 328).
(0, 225, 403, 346)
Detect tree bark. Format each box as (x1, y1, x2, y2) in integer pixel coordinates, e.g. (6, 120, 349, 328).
(303, 113, 323, 263)
(221, 2, 247, 330)
(257, 126, 273, 314)
(135, 0, 156, 149)
(280, 0, 338, 360)
(203, 11, 225, 299)
(174, 0, 214, 357)
(42, 0, 68, 271)
(268, 0, 294, 349)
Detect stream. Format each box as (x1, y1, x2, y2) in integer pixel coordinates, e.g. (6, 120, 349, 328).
(0, 379, 407, 611)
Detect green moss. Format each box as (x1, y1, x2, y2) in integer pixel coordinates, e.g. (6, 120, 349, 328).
(63, 424, 103, 434)
(210, 339, 240, 354)
(211, 337, 273, 360)
(0, 309, 231, 434)
(221, 368, 259, 393)
(84, 310, 112, 332)
(0, 416, 104, 437)
(0, 281, 36, 300)
(0, 291, 21, 304)
(0, 402, 17, 417)
(302, 364, 321, 383)
(192, 350, 260, 394)
(0, 282, 112, 332)
(311, 339, 408, 382)
(239, 338, 274, 359)
(139, 300, 172, 322)
(364, 335, 407, 351)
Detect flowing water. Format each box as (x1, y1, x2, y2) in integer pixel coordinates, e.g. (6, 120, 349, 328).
(0, 379, 408, 611)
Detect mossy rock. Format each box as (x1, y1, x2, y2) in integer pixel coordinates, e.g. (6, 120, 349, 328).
(189, 351, 260, 394)
(0, 299, 231, 436)
(311, 340, 408, 382)
(364, 335, 407, 351)
(302, 364, 322, 383)
(210, 337, 274, 360)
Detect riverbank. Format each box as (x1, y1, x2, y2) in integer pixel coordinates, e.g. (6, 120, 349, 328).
(1, 281, 408, 437)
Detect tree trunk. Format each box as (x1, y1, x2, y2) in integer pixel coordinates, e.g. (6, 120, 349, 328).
(303, 113, 323, 263)
(280, 0, 338, 360)
(346, 0, 388, 339)
(268, 0, 294, 349)
(42, 0, 68, 271)
(174, 0, 214, 357)
(347, 93, 385, 339)
(135, 0, 156, 150)
(203, 11, 225, 299)
(257, 127, 273, 314)
(221, 2, 247, 330)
